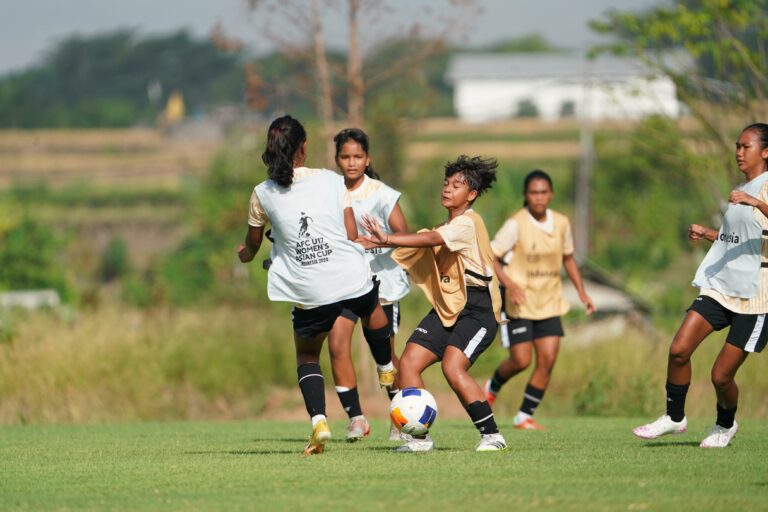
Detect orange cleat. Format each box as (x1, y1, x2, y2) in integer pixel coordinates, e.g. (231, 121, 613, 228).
(514, 417, 545, 430)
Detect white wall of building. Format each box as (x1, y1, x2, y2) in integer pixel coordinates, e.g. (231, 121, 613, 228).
(453, 76, 681, 123)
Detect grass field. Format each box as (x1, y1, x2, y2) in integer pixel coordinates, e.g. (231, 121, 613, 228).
(2, 418, 767, 511)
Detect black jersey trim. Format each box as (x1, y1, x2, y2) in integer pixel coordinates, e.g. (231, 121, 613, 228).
(464, 269, 492, 282)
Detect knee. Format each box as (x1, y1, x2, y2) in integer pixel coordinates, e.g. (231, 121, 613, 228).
(510, 353, 531, 372)
(440, 361, 463, 387)
(536, 354, 557, 373)
(711, 369, 732, 391)
(668, 338, 693, 366)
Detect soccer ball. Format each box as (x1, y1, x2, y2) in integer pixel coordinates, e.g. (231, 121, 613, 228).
(390, 387, 438, 436)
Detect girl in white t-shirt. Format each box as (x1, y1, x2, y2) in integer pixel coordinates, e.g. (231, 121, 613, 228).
(325, 128, 411, 442)
(237, 115, 395, 456)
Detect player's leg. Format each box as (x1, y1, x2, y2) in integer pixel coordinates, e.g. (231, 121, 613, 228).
(700, 343, 748, 448)
(633, 299, 720, 440)
(327, 311, 370, 442)
(484, 319, 533, 404)
(513, 334, 559, 430)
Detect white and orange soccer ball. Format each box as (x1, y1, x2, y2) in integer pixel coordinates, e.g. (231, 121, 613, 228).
(390, 387, 438, 436)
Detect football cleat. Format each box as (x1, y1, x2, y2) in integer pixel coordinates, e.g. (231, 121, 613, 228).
(483, 379, 497, 406)
(394, 434, 434, 452)
(377, 367, 397, 389)
(303, 419, 332, 455)
(699, 421, 738, 448)
(476, 433, 508, 452)
(346, 416, 371, 442)
(514, 417, 545, 430)
(632, 415, 687, 440)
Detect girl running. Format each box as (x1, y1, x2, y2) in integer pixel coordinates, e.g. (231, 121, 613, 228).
(237, 115, 396, 456)
(361, 155, 507, 452)
(483, 170, 595, 430)
(326, 128, 410, 442)
(633, 123, 768, 448)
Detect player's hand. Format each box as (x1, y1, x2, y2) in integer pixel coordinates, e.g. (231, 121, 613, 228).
(581, 293, 596, 315)
(361, 214, 387, 244)
(506, 281, 526, 305)
(688, 224, 708, 241)
(237, 243, 254, 263)
(729, 190, 757, 207)
(356, 237, 378, 249)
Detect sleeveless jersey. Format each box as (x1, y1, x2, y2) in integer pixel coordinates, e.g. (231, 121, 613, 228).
(348, 175, 410, 303)
(250, 167, 372, 307)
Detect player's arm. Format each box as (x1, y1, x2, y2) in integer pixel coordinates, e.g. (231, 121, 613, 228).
(563, 254, 596, 315)
(387, 202, 409, 233)
(344, 207, 358, 240)
(494, 256, 525, 305)
(688, 224, 717, 243)
(361, 214, 444, 248)
(730, 189, 768, 219)
(238, 225, 264, 263)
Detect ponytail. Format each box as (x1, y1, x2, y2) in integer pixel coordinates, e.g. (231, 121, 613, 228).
(261, 115, 307, 187)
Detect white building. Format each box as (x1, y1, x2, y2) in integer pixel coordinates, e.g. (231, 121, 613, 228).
(445, 52, 688, 122)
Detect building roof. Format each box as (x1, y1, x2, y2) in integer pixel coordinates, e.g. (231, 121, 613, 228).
(445, 51, 691, 83)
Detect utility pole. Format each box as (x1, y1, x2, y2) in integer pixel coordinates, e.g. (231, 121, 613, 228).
(575, 59, 594, 263)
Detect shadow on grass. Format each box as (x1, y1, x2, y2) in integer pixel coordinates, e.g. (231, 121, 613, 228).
(252, 438, 307, 443)
(363, 446, 456, 452)
(642, 441, 700, 448)
(185, 449, 297, 455)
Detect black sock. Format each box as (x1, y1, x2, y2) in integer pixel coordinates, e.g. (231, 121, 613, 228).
(665, 381, 689, 422)
(362, 325, 392, 366)
(489, 369, 508, 393)
(519, 384, 545, 416)
(297, 363, 325, 418)
(387, 388, 399, 401)
(716, 403, 737, 429)
(466, 400, 499, 435)
(337, 387, 363, 418)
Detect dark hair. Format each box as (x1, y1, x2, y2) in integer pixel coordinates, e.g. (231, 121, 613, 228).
(743, 123, 768, 152)
(522, 169, 553, 207)
(333, 127, 379, 180)
(444, 155, 498, 201)
(261, 115, 307, 187)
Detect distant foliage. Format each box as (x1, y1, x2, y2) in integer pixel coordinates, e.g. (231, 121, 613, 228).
(516, 99, 539, 118)
(0, 30, 244, 128)
(0, 206, 69, 297)
(99, 237, 131, 282)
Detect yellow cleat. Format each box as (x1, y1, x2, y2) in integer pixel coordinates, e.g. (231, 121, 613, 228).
(303, 419, 332, 456)
(377, 367, 397, 389)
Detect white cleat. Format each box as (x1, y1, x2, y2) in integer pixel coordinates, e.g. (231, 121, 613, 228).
(476, 433, 507, 452)
(632, 415, 688, 439)
(388, 421, 402, 441)
(346, 416, 371, 442)
(394, 434, 434, 452)
(700, 421, 738, 448)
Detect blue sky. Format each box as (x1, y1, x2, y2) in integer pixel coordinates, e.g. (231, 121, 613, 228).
(0, 0, 663, 74)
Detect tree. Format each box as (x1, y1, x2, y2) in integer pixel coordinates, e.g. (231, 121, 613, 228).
(245, 0, 479, 165)
(590, 0, 768, 182)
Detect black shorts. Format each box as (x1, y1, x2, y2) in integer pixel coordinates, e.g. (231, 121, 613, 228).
(408, 287, 498, 365)
(339, 302, 401, 336)
(499, 313, 564, 347)
(688, 295, 768, 353)
(291, 279, 380, 339)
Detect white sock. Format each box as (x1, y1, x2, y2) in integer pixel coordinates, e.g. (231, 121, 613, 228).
(311, 414, 327, 427)
(335, 386, 350, 393)
(377, 362, 395, 373)
(350, 414, 365, 422)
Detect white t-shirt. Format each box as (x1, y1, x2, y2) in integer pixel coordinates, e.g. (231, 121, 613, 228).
(248, 167, 372, 307)
(348, 175, 410, 303)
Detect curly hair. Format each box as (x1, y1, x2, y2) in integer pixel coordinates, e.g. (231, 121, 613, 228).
(444, 155, 498, 200)
(261, 115, 306, 187)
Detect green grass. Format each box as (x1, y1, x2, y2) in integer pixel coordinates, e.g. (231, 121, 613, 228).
(2, 418, 767, 511)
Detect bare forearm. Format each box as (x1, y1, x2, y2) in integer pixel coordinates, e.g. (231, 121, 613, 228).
(563, 256, 587, 296)
(386, 231, 445, 248)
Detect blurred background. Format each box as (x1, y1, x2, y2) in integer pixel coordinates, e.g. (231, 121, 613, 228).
(0, 0, 766, 424)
